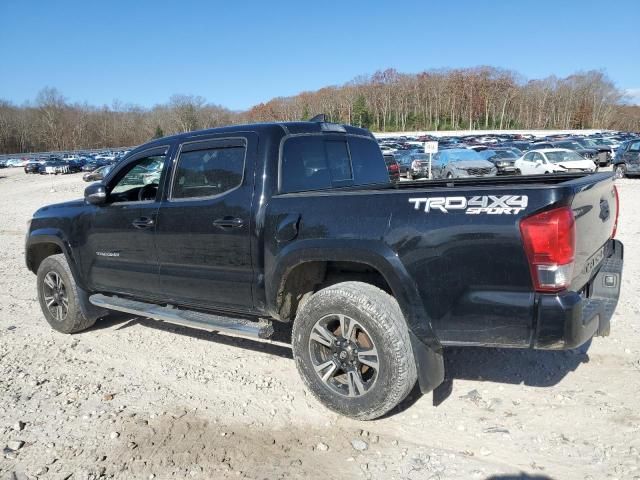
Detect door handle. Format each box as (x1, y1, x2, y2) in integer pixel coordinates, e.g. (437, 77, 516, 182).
(213, 217, 244, 228)
(132, 217, 155, 229)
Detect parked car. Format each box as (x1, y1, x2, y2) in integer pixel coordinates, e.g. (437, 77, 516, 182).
(26, 119, 622, 420)
(4, 158, 24, 167)
(383, 154, 400, 182)
(81, 160, 110, 172)
(533, 141, 599, 163)
(40, 159, 70, 174)
(568, 137, 612, 166)
(612, 139, 640, 178)
(67, 159, 87, 173)
(431, 148, 497, 179)
(24, 160, 45, 174)
(82, 164, 113, 182)
(393, 152, 412, 178)
(478, 148, 519, 175)
(515, 149, 597, 175)
(405, 153, 433, 180)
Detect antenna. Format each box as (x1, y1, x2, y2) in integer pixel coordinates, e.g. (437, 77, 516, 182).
(308, 114, 326, 122)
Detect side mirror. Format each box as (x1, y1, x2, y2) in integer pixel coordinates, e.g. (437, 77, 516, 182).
(535, 160, 542, 166)
(84, 183, 107, 205)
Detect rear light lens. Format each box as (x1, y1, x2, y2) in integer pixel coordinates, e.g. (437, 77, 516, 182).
(519, 206, 576, 292)
(612, 185, 619, 238)
(389, 163, 399, 172)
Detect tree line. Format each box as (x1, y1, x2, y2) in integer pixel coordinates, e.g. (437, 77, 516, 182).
(1, 67, 638, 154)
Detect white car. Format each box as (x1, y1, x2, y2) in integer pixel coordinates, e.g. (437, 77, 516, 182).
(515, 148, 597, 175)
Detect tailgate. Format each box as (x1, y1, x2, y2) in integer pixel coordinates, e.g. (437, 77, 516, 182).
(569, 174, 617, 290)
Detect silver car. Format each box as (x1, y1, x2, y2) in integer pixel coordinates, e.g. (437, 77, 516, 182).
(432, 149, 497, 179)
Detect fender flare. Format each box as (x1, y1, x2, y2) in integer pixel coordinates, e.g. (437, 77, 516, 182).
(267, 239, 445, 393)
(26, 230, 107, 322)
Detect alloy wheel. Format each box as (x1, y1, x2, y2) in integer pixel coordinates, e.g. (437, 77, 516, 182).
(308, 314, 379, 398)
(42, 271, 69, 322)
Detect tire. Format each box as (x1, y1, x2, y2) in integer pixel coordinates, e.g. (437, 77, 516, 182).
(446, 172, 454, 179)
(614, 164, 626, 179)
(37, 254, 96, 334)
(292, 281, 417, 420)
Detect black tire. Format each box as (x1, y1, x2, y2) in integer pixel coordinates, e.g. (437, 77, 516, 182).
(614, 164, 626, 179)
(37, 254, 96, 334)
(292, 281, 417, 420)
(446, 172, 454, 179)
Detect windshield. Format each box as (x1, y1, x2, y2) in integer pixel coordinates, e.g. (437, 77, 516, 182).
(563, 142, 584, 150)
(489, 150, 517, 159)
(578, 138, 598, 148)
(441, 149, 483, 162)
(546, 151, 584, 163)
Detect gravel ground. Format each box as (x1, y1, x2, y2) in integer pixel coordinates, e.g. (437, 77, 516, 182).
(1, 167, 639, 480)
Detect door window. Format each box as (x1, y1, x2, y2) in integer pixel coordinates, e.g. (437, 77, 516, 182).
(629, 141, 640, 152)
(110, 153, 167, 202)
(171, 145, 245, 199)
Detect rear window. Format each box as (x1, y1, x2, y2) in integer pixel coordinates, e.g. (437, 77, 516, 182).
(280, 135, 388, 193)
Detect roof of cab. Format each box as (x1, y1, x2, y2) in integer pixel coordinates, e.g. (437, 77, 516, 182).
(128, 121, 374, 157)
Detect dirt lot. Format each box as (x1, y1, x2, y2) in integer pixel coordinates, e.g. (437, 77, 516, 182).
(1, 167, 639, 480)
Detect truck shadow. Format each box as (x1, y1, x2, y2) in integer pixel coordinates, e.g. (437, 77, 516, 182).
(90, 313, 590, 415)
(392, 343, 591, 415)
(89, 312, 294, 360)
(485, 475, 554, 480)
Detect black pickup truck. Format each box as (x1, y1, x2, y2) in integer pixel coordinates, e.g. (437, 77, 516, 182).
(26, 120, 623, 420)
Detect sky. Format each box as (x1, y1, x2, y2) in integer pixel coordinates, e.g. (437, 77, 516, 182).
(1, 0, 639, 110)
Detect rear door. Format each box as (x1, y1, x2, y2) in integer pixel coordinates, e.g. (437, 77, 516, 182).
(154, 133, 257, 311)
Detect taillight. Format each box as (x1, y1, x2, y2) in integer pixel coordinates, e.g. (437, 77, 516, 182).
(389, 163, 399, 172)
(612, 185, 619, 238)
(519, 206, 576, 292)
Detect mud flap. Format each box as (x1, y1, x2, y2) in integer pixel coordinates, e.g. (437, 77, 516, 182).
(409, 330, 445, 394)
(77, 286, 109, 322)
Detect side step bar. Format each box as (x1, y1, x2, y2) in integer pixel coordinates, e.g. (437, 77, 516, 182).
(89, 294, 274, 339)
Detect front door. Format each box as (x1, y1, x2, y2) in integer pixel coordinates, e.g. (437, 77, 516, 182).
(154, 134, 257, 312)
(83, 146, 171, 298)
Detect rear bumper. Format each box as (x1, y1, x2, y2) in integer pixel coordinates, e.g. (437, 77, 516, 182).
(534, 239, 623, 350)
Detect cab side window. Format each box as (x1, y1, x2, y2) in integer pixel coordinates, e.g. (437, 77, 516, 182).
(171, 145, 245, 199)
(629, 141, 640, 152)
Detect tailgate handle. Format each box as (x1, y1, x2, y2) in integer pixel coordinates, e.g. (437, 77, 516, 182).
(599, 199, 610, 221)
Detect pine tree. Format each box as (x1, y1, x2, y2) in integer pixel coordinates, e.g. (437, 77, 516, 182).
(352, 95, 371, 128)
(153, 125, 164, 139)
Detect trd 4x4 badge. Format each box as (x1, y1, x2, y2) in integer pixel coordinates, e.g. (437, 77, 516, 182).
(408, 195, 528, 214)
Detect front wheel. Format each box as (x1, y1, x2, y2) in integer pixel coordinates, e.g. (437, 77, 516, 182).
(292, 281, 417, 420)
(614, 164, 626, 179)
(37, 254, 96, 334)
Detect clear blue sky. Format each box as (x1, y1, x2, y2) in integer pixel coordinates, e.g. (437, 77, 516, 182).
(1, 0, 639, 110)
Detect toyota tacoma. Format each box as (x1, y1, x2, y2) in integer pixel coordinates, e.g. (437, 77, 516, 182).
(26, 120, 623, 420)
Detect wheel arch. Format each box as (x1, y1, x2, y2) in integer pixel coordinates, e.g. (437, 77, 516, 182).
(26, 230, 80, 281)
(267, 239, 444, 393)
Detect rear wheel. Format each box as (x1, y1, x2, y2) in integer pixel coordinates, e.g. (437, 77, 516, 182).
(292, 281, 417, 420)
(614, 164, 626, 179)
(446, 172, 454, 179)
(37, 254, 96, 334)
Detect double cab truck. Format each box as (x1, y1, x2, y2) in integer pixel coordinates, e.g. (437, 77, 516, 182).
(26, 120, 623, 420)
